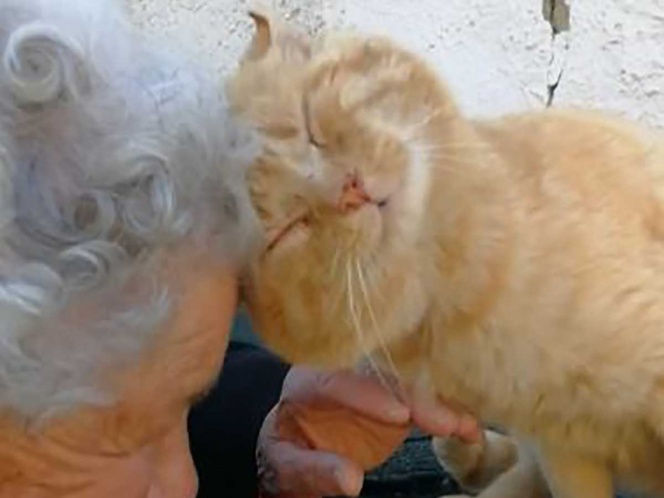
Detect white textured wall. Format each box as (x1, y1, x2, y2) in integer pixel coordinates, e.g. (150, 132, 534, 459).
(126, 0, 664, 128)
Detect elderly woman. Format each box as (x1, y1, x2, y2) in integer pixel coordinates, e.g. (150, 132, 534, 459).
(0, 1, 477, 497)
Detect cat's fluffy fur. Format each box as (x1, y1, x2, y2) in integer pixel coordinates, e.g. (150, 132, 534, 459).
(229, 10, 664, 498)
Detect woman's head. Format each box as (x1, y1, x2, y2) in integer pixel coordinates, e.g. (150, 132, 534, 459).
(0, 0, 256, 421)
(228, 11, 459, 368)
(0, 0, 256, 495)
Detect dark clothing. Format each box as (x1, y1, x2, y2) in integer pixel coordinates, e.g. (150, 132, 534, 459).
(187, 338, 461, 498)
(188, 341, 290, 498)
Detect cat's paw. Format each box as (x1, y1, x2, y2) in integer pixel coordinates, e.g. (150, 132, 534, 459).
(433, 430, 520, 494)
(432, 435, 485, 490)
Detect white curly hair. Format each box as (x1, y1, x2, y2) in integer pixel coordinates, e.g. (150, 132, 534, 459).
(0, 0, 258, 421)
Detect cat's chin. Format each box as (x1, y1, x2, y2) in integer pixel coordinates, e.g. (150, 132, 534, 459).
(341, 203, 385, 250)
(265, 337, 366, 371)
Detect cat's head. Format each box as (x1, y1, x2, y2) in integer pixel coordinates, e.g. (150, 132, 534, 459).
(228, 10, 460, 369)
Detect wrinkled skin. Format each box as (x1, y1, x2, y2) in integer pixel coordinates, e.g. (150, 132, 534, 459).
(0, 252, 237, 498)
(258, 367, 481, 498)
(0, 249, 479, 498)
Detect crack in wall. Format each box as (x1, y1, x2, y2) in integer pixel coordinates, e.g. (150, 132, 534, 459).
(543, 0, 570, 34)
(546, 58, 564, 107)
(543, 0, 570, 107)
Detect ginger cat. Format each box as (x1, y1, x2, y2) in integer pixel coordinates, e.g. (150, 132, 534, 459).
(228, 9, 664, 498)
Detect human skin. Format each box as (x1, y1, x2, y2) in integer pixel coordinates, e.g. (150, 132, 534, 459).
(258, 367, 481, 498)
(0, 249, 480, 498)
(0, 251, 237, 498)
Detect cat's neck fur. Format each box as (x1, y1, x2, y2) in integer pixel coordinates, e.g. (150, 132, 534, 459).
(376, 112, 520, 385)
(418, 112, 519, 331)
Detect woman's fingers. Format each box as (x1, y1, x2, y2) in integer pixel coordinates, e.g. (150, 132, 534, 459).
(258, 406, 364, 498)
(407, 382, 481, 444)
(282, 367, 409, 425)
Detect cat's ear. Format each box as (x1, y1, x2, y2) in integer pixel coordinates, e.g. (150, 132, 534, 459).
(246, 6, 274, 60)
(244, 5, 311, 62)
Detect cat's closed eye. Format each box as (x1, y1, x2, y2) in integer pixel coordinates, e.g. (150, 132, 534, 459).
(262, 123, 300, 140)
(265, 211, 311, 254)
(307, 131, 324, 148)
(302, 96, 325, 148)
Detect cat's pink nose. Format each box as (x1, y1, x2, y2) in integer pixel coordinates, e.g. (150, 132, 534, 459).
(337, 174, 371, 213)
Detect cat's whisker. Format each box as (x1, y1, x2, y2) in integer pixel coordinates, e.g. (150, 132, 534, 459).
(439, 142, 493, 151)
(355, 259, 404, 398)
(422, 146, 491, 159)
(428, 154, 487, 170)
(346, 260, 392, 393)
(326, 249, 347, 316)
(419, 143, 495, 157)
(345, 261, 373, 358)
(407, 110, 445, 134)
(407, 153, 477, 179)
(329, 246, 341, 279)
(420, 138, 494, 149)
(428, 152, 500, 170)
(433, 155, 500, 169)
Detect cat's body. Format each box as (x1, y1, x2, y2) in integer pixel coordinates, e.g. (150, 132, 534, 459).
(419, 111, 664, 496)
(229, 11, 664, 498)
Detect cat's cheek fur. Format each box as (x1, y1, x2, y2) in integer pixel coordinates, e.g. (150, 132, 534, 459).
(246, 244, 430, 370)
(269, 223, 311, 258)
(340, 205, 384, 252)
(244, 254, 362, 368)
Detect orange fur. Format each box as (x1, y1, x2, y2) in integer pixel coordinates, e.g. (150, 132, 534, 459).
(228, 10, 664, 498)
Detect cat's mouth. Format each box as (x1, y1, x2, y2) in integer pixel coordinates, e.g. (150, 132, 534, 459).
(264, 213, 310, 254)
(264, 199, 390, 255)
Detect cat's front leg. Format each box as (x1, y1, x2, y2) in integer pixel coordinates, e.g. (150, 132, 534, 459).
(537, 446, 613, 498)
(441, 441, 549, 498)
(433, 429, 518, 492)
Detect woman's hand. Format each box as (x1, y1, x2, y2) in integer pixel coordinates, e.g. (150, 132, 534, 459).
(256, 367, 480, 498)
